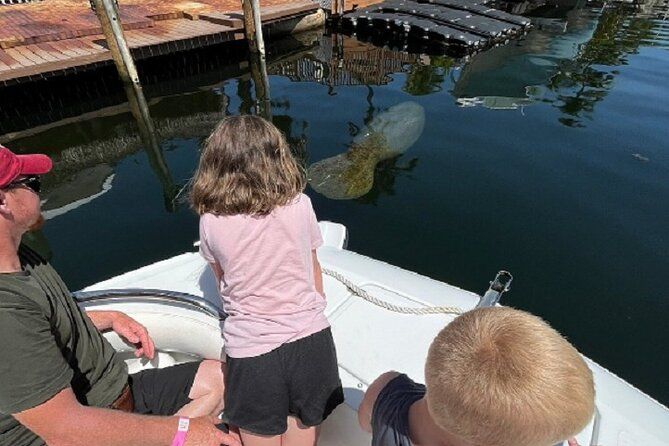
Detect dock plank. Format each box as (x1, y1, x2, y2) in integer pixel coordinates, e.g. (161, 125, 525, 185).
(261, 2, 319, 21)
(0, 50, 21, 69)
(35, 43, 74, 62)
(26, 44, 62, 63)
(0, 0, 319, 85)
(198, 12, 244, 28)
(126, 31, 160, 47)
(0, 53, 111, 84)
(44, 40, 83, 59)
(67, 38, 104, 55)
(7, 47, 43, 66)
(56, 40, 91, 57)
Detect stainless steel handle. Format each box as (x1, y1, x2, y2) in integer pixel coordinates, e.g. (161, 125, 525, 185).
(73, 288, 225, 320)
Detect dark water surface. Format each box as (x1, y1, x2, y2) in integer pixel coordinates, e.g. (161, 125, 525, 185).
(1, 3, 668, 405)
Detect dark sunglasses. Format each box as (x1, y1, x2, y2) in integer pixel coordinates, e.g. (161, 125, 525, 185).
(5, 176, 41, 194)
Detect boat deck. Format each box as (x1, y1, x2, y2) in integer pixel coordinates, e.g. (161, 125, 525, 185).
(79, 221, 669, 446)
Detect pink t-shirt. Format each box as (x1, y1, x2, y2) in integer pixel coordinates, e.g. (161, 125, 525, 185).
(199, 193, 329, 358)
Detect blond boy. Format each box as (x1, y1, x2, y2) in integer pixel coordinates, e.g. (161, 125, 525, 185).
(358, 307, 595, 446)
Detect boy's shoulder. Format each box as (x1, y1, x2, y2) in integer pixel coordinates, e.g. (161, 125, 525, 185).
(359, 372, 403, 431)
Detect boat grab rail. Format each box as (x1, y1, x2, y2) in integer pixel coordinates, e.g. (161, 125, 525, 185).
(73, 288, 225, 320)
(73, 269, 512, 319)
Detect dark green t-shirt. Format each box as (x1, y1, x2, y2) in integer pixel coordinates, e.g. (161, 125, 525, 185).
(0, 245, 128, 446)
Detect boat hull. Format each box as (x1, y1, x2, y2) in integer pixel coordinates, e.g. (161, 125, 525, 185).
(79, 222, 669, 446)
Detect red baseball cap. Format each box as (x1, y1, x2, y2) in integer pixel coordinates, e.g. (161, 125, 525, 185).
(0, 145, 53, 188)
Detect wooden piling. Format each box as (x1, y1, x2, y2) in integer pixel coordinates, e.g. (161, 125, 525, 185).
(89, 0, 140, 85)
(241, 0, 266, 56)
(89, 0, 176, 210)
(89, 0, 154, 143)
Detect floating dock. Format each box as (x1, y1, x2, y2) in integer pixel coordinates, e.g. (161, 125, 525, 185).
(0, 0, 322, 87)
(338, 0, 531, 50)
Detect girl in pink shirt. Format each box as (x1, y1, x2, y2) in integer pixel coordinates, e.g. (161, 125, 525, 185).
(191, 115, 343, 446)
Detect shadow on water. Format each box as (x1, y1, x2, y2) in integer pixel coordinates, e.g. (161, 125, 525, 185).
(1, 1, 669, 406)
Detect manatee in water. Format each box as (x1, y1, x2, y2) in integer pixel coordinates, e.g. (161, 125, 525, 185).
(308, 101, 426, 200)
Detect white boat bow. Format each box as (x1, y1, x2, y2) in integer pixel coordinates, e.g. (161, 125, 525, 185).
(76, 222, 669, 446)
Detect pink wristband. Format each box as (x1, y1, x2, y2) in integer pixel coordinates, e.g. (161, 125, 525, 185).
(171, 417, 190, 446)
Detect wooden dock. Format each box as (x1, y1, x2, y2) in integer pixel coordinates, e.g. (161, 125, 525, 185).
(0, 0, 321, 86)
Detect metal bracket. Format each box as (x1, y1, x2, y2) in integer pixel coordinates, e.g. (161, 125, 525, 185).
(476, 270, 513, 308)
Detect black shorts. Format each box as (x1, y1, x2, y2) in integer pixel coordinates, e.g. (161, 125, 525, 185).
(129, 361, 201, 415)
(224, 327, 344, 435)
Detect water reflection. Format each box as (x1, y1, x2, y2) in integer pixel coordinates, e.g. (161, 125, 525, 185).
(355, 156, 420, 205)
(451, 3, 668, 124)
(249, 50, 272, 119)
(403, 56, 458, 96)
(269, 33, 420, 87)
(33, 109, 223, 218)
(123, 83, 179, 211)
(539, 7, 664, 126)
(450, 4, 596, 109)
(0, 0, 666, 405)
(42, 164, 115, 221)
(0, 4, 664, 213)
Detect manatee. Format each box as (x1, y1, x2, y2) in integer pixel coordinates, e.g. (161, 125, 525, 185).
(308, 101, 425, 200)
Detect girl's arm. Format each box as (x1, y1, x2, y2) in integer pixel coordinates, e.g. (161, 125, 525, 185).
(312, 250, 324, 297)
(209, 262, 223, 291)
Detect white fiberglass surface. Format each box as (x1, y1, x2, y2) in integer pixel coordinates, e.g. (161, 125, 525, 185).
(80, 223, 669, 446)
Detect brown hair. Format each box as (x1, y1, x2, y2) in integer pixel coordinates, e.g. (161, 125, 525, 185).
(190, 115, 306, 216)
(425, 307, 595, 446)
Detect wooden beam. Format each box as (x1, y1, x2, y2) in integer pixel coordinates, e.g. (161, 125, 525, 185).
(241, 0, 266, 56)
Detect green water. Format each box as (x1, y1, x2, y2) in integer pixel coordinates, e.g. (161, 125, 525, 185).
(1, 3, 668, 406)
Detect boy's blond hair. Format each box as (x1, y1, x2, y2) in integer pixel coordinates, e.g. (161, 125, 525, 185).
(425, 307, 594, 446)
(190, 115, 305, 216)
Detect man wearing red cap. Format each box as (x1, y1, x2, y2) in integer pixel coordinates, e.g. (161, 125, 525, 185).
(0, 146, 239, 446)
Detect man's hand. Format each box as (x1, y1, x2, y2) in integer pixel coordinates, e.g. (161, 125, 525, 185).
(110, 312, 155, 360)
(186, 416, 242, 446)
(88, 310, 156, 360)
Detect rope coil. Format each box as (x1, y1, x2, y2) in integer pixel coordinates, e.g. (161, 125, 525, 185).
(322, 267, 463, 315)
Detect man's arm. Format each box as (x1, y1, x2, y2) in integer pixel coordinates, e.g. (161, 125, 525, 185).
(87, 310, 155, 359)
(358, 371, 401, 433)
(13, 387, 239, 446)
(87, 310, 120, 331)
